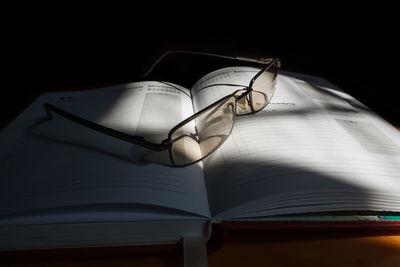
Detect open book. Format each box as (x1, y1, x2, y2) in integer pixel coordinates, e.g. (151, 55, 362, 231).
(1, 66, 400, 252)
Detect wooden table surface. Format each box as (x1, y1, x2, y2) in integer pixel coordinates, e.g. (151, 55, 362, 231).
(3, 234, 400, 266)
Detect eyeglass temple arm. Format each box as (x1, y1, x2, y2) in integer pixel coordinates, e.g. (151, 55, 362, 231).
(143, 50, 278, 78)
(43, 103, 171, 151)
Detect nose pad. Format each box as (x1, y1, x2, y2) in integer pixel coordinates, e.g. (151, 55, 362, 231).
(223, 103, 234, 114)
(236, 94, 252, 115)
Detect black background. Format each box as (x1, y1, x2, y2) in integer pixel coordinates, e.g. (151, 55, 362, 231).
(2, 13, 399, 129)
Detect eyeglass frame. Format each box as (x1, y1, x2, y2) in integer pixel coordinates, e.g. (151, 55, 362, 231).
(43, 51, 281, 166)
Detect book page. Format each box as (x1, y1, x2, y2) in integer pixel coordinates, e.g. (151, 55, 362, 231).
(191, 67, 400, 220)
(0, 81, 211, 223)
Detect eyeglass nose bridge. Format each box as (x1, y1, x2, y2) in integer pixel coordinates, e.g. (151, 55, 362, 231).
(235, 87, 254, 112)
(234, 87, 252, 101)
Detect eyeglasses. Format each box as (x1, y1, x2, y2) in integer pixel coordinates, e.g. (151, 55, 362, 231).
(43, 51, 280, 167)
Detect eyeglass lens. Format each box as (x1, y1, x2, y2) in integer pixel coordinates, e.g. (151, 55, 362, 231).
(170, 96, 236, 166)
(250, 68, 277, 112)
(169, 66, 277, 166)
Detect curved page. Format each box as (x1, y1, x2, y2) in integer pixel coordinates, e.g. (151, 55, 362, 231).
(192, 67, 400, 220)
(0, 81, 211, 222)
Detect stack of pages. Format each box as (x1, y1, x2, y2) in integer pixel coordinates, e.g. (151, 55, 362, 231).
(1, 66, 399, 251)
